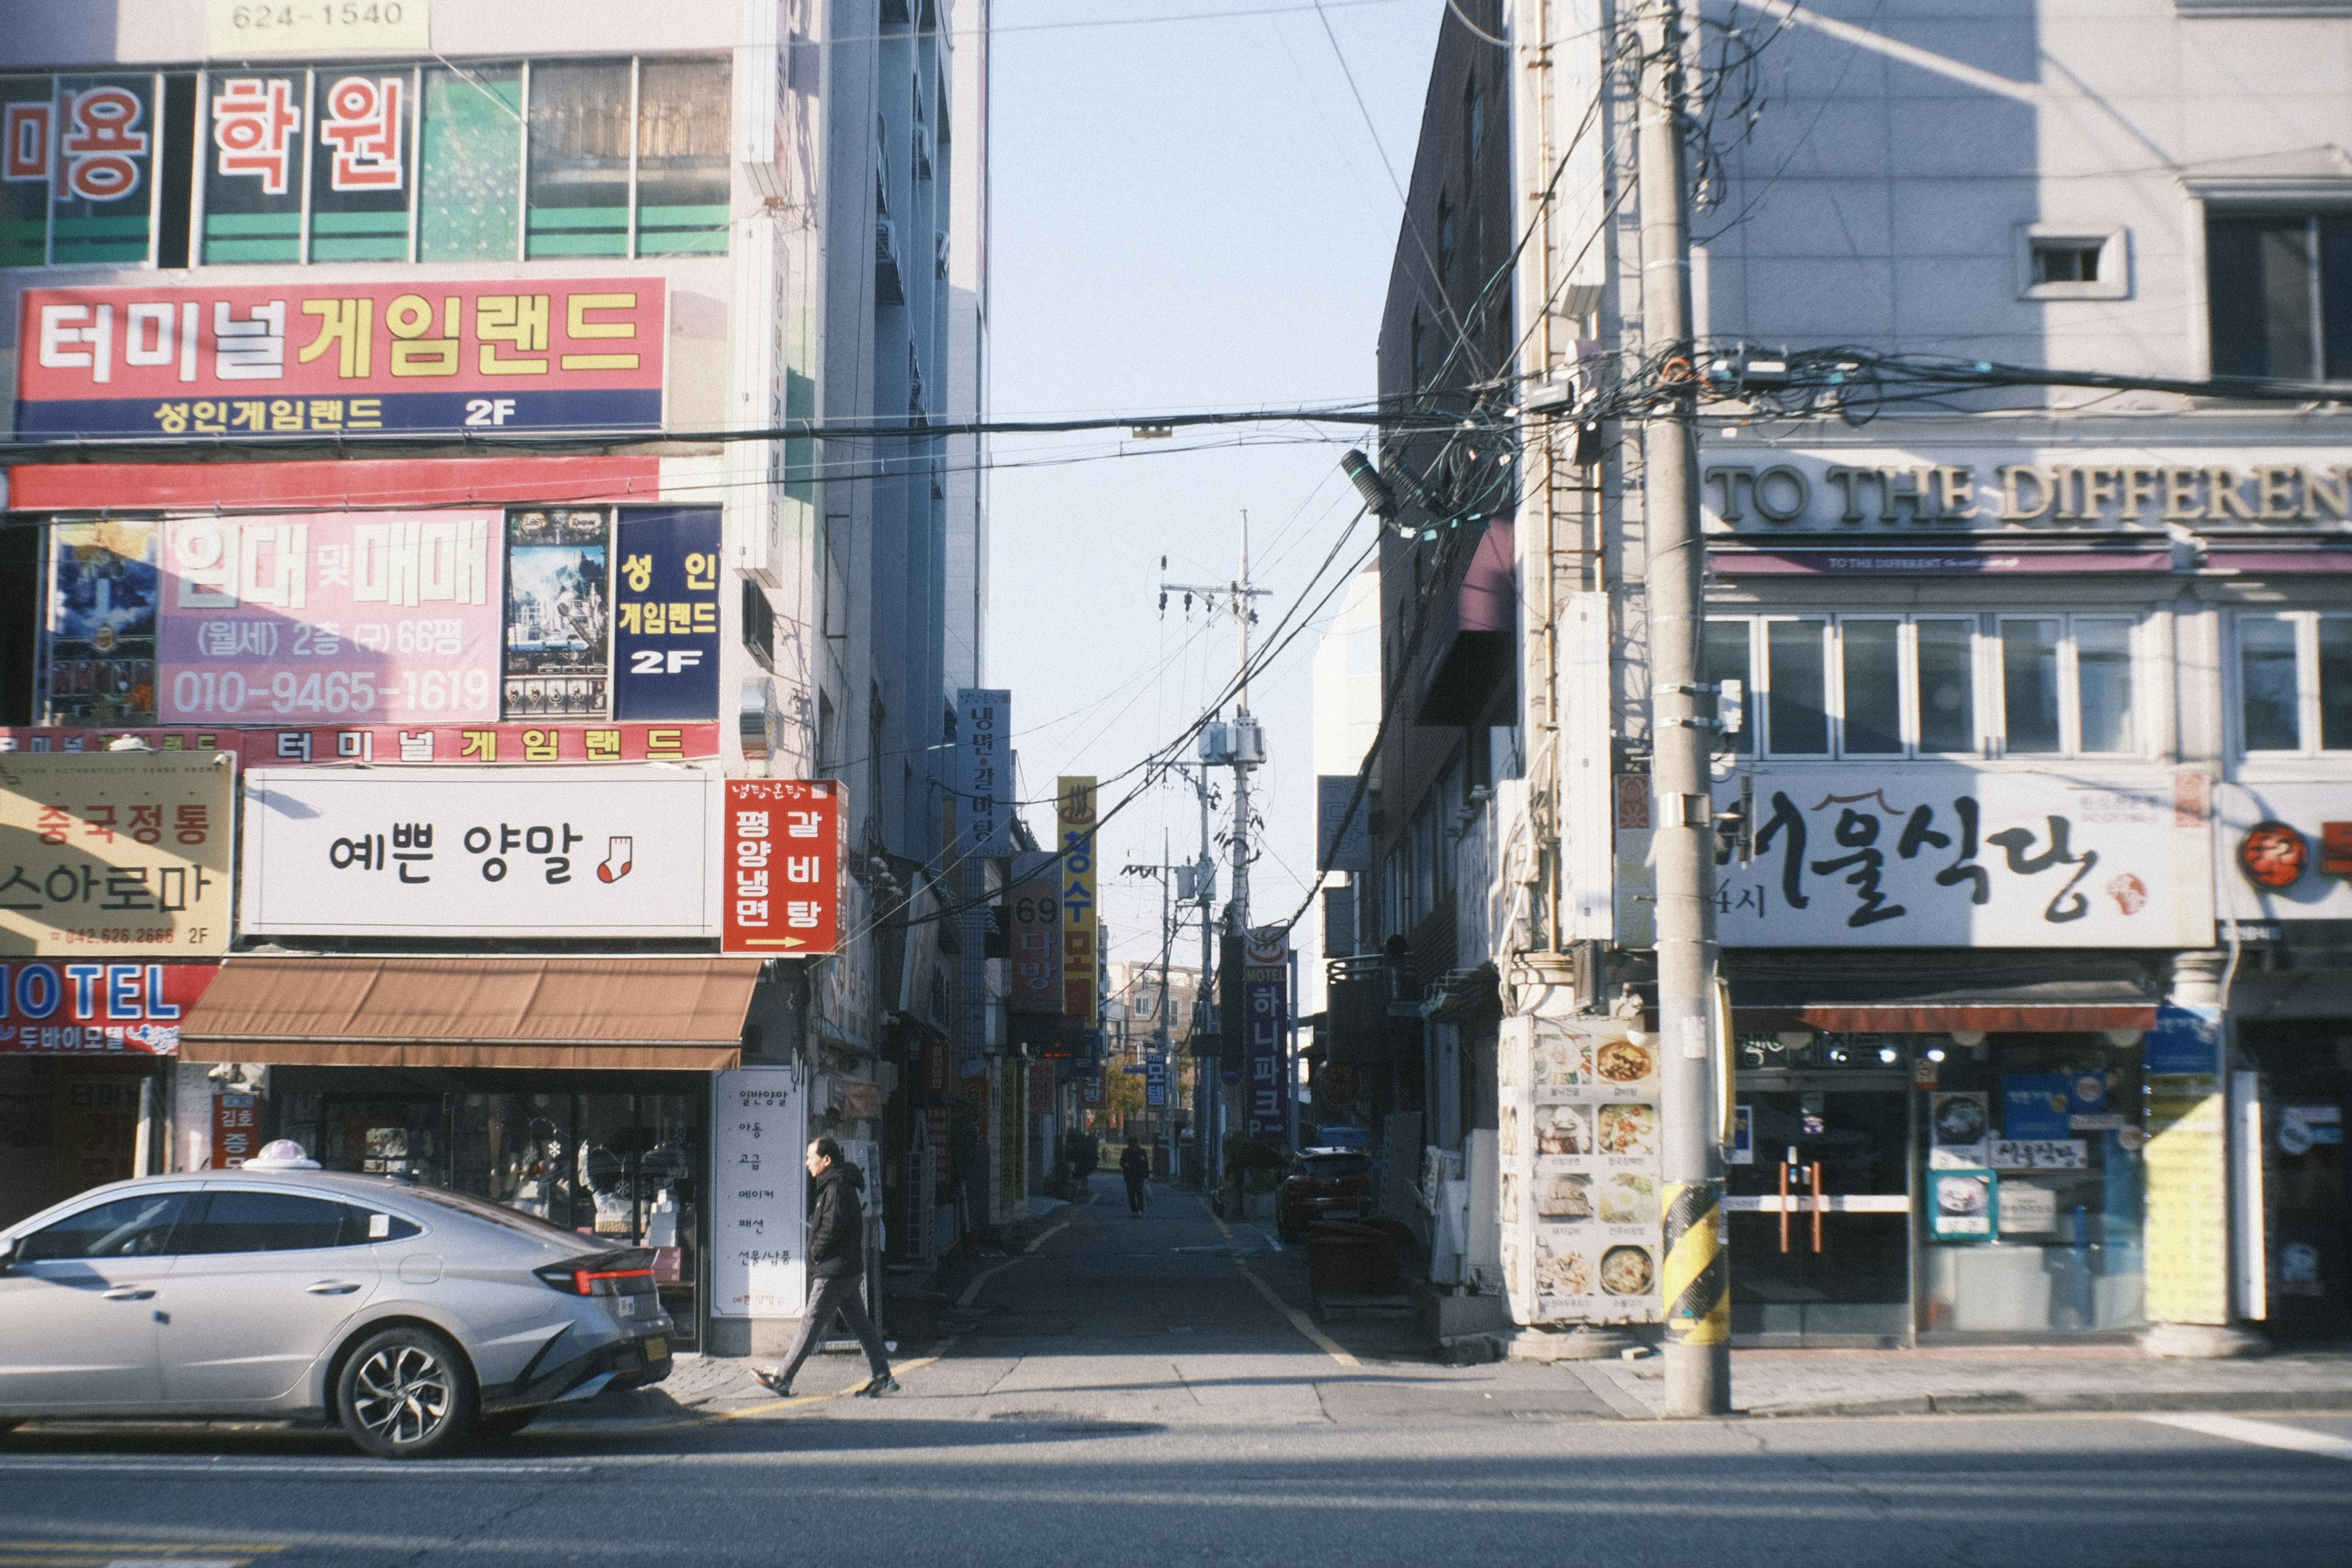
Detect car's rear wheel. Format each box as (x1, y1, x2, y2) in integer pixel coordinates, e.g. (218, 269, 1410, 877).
(473, 1406, 546, 1440)
(337, 1327, 476, 1459)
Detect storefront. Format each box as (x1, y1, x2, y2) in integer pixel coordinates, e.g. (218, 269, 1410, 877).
(178, 954, 766, 1350)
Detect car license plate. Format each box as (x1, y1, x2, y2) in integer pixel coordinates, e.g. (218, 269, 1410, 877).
(644, 1335, 669, 1361)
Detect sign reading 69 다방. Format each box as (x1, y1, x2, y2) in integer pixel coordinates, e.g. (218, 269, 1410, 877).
(0, 750, 235, 956)
(722, 780, 843, 956)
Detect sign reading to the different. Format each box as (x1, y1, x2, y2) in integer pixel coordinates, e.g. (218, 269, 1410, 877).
(0, 750, 235, 956)
(1056, 776, 1098, 1025)
(720, 780, 843, 956)
(612, 510, 722, 722)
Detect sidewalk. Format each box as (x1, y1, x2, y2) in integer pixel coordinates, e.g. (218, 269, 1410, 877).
(1563, 1344, 2352, 1420)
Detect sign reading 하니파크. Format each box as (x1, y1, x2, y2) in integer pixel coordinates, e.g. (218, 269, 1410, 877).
(0, 750, 236, 956)
(612, 510, 722, 722)
(16, 279, 665, 441)
(721, 780, 844, 956)
(956, 689, 1014, 859)
(1243, 928, 1287, 1139)
(240, 765, 720, 937)
(1057, 777, 1098, 1026)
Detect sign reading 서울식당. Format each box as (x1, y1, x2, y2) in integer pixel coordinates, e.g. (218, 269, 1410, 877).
(0, 750, 235, 956)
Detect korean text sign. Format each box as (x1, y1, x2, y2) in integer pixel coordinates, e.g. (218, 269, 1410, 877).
(0, 750, 235, 956)
(1006, 851, 1061, 1016)
(1243, 929, 1288, 1139)
(720, 780, 843, 956)
(157, 511, 503, 726)
(612, 510, 722, 722)
(0, 960, 219, 1055)
(16, 279, 666, 441)
(710, 1066, 810, 1317)
(239, 765, 719, 937)
(956, 689, 1013, 858)
(1056, 777, 1098, 1025)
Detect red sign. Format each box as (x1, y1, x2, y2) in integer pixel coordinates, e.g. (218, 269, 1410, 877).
(2, 723, 720, 765)
(722, 780, 845, 956)
(0, 960, 219, 1054)
(1080, 1072, 1104, 1107)
(1027, 1061, 1058, 1113)
(213, 1090, 257, 1169)
(1006, 851, 1061, 1016)
(2239, 821, 2309, 889)
(2323, 821, 2352, 880)
(17, 279, 667, 442)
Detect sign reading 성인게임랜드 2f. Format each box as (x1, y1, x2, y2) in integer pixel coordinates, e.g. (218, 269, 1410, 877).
(0, 750, 235, 957)
(16, 279, 665, 440)
(1057, 777, 1098, 1025)
(721, 780, 844, 956)
(612, 510, 722, 722)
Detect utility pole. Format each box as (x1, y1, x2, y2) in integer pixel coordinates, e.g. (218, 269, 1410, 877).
(1637, 0, 1731, 1418)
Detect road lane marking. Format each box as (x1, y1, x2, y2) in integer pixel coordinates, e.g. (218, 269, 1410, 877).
(0, 1460, 584, 1479)
(954, 1216, 1076, 1309)
(1198, 1193, 1359, 1368)
(2142, 1412, 2352, 1461)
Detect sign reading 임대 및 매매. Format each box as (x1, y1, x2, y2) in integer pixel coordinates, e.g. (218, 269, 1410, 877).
(0, 750, 235, 956)
(720, 780, 843, 956)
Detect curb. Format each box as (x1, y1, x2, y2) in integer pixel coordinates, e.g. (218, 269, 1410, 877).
(1741, 1389, 2352, 1420)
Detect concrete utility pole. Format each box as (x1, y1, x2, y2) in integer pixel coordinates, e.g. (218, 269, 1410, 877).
(1637, 0, 1731, 1417)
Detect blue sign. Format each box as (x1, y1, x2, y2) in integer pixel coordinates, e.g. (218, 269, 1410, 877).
(611, 508, 721, 721)
(2145, 1005, 2222, 1076)
(1145, 1060, 1169, 1108)
(2002, 1075, 2073, 1140)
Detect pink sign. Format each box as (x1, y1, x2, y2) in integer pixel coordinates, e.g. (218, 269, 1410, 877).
(157, 512, 503, 725)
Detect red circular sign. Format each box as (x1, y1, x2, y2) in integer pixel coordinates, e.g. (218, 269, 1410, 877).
(2239, 821, 2309, 889)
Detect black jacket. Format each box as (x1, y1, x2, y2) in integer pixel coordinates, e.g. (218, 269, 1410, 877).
(1120, 1145, 1149, 1180)
(807, 1163, 866, 1280)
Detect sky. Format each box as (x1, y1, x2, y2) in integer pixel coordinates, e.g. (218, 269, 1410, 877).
(986, 0, 1441, 979)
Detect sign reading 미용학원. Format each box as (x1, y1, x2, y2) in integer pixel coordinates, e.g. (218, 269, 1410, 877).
(956, 690, 1014, 859)
(0, 750, 235, 956)
(1056, 777, 1098, 1025)
(157, 512, 502, 726)
(15, 279, 665, 441)
(239, 765, 719, 937)
(720, 780, 843, 956)
(612, 510, 722, 722)
(1243, 928, 1287, 1139)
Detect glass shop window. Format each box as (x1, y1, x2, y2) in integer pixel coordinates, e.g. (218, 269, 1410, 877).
(418, 62, 524, 262)
(633, 58, 730, 255)
(525, 60, 633, 259)
(2235, 611, 2352, 755)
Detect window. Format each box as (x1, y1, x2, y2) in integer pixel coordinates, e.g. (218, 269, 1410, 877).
(2019, 225, 2128, 301)
(177, 1191, 420, 1253)
(633, 58, 730, 255)
(1436, 193, 1456, 282)
(1704, 619, 1752, 755)
(526, 60, 631, 258)
(2234, 612, 2352, 754)
(2033, 242, 2100, 284)
(1915, 619, 1977, 753)
(419, 62, 524, 262)
(16, 1192, 190, 1261)
(1996, 616, 2138, 756)
(1765, 618, 1830, 755)
(2207, 214, 2352, 380)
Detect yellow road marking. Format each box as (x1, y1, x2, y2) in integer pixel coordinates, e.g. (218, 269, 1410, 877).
(955, 1215, 1074, 1308)
(701, 1351, 948, 1424)
(1196, 1193, 1360, 1368)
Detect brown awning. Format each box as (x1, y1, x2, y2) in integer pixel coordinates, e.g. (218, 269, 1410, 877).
(180, 956, 760, 1071)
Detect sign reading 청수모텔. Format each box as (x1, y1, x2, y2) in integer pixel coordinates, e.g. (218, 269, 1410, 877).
(719, 779, 843, 957)
(0, 960, 220, 1055)
(0, 750, 235, 956)
(16, 279, 665, 441)
(1700, 445, 2352, 533)
(1615, 764, 2215, 948)
(1057, 777, 1098, 1026)
(238, 764, 719, 937)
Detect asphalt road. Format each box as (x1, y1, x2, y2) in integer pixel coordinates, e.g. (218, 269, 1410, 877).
(2, 1175, 2347, 1567)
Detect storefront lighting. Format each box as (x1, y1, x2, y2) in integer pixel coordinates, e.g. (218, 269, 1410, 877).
(2102, 1029, 2145, 1049)
(1949, 1030, 1988, 1048)
(1877, 1046, 1900, 1065)
(1924, 1047, 1947, 1063)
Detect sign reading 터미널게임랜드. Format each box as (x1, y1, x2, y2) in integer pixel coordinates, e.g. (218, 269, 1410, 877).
(0, 750, 235, 956)
(720, 780, 843, 957)
(239, 764, 719, 937)
(16, 279, 665, 440)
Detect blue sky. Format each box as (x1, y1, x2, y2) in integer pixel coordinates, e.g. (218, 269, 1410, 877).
(987, 0, 1441, 970)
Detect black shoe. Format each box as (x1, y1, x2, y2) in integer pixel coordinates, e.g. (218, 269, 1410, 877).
(858, 1374, 900, 1397)
(750, 1367, 793, 1397)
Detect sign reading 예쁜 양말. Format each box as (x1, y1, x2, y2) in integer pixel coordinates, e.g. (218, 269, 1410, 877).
(16, 279, 665, 441)
(0, 960, 220, 1054)
(157, 511, 503, 726)
(720, 780, 843, 956)
(239, 765, 719, 937)
(0, 750, 235, 956)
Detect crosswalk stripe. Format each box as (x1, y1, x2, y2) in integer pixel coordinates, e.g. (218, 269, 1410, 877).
(2141, 1412, 2352, 1462)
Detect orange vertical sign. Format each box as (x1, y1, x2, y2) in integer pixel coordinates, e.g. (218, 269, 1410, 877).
(721, 780, 845, 955)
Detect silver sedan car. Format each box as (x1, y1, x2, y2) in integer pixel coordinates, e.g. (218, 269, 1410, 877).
(0, 1170, 674, 1457)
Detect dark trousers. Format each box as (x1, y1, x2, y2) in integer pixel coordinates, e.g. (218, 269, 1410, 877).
(1125, 1174, 1147, 1213)
(774, 1272, 890, 1385)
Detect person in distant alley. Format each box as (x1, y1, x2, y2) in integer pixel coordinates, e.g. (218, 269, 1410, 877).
(751, 1138, 896, 1398)
(1120, 1139, 1150, 1216)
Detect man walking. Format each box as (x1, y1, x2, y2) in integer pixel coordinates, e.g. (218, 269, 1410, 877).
(750, 1137, 896, 1398)
(1120, 1139, 1150, 1217)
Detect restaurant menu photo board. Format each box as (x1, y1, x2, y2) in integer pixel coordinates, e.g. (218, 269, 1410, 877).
(0, 748, 236, 956)
(1499, 1014, 1666, 1327)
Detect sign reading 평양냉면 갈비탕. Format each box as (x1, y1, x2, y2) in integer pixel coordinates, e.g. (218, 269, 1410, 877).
(503, 510, 610, 720)
(15, 279, 664, 441)
(238, 764, 719, 938)
(612, 511, 722, 723)
(0, 750, 235, 956)
(719, 780, 843, 957)
(1498, 1015, 1666, 1328)
(1618, 765, 2214, 948)
(710, 1065, 809, 1318)
(156, 512, 503, 726)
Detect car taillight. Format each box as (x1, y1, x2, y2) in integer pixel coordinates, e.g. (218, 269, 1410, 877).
(536, 1250, 657, 1296)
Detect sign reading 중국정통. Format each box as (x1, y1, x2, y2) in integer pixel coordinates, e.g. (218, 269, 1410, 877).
(0, 750, 235, 956)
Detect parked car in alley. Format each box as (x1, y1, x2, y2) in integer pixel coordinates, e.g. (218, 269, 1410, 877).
(1277, 1148, 1373, 1241)
(0, 1167, 673, 1457)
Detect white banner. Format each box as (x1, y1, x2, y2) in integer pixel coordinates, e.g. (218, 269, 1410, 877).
(1621, 764, 2214, 948)
(710, 1066, 808, 1319)
(2215, 782, 2352, 922)
(239, 765, 720, 937)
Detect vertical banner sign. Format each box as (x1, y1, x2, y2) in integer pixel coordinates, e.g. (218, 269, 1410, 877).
(47, 521, 161, 727)
(1, 751, 235, 956)
(613, 510, 722, 722)
(1497, 1015, 1668, 1328)
(1056, 777, 1098, 1025)
(1006, 851, 1061, 1015)
(955, 689, 1014, 859)
(710, 1066, 809, 1317)
(1027, 1060, 1057, 1116)
(722, 780, 844, 956)
(503, 510, 611, 720)
(212, 1090, 257, 1169)
(2144, 1005, 2230, 1325)
(1243, 928, 1288, 1139)
(1317, 775, 1371, 872)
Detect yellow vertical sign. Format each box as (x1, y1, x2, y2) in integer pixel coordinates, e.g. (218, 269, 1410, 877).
(2146, 1077, 2230, 1324)
(1056, 776, 1098, 1026)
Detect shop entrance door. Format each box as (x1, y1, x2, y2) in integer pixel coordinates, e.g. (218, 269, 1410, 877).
(1727, 1077, 1913, 1344)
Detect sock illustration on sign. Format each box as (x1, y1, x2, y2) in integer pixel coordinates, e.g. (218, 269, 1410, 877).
(599, 837, 633, 883)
